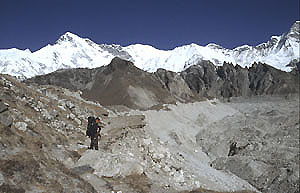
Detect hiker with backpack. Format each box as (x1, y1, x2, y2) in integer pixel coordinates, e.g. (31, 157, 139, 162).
(86, 116, 102, 150)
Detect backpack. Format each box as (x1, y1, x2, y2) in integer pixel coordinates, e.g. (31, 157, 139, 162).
(86, 116, 96, 137)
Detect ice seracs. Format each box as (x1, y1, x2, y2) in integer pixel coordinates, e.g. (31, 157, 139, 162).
(0, 21, 299, 78)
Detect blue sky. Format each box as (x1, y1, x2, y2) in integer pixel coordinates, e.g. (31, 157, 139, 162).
(0, 0, 299, 51)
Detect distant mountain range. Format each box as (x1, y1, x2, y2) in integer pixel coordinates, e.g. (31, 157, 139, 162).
(0, 21, 299, 79)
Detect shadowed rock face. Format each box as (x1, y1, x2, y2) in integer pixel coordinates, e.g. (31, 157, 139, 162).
(216, 63, 250, 97)
(26, 57, 299, 109)
(181, 61, 299, 99)
(248, 62, 299, 95)
(154, 68, 197, 102)
(181, 61, 220, 98)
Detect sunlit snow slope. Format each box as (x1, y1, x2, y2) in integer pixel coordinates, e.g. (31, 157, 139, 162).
(0, 21, 299, 78)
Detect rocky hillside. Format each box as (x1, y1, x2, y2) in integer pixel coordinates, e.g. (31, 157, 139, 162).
(0, 74, 106, 192)
(26, 57, 299, 110)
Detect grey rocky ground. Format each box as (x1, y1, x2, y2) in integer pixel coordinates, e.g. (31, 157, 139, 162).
(199, 96, 300, 193)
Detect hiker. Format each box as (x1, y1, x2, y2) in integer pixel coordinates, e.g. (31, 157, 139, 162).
(86, 116, 101, 150)
(228, 141, 250, 156)
(228, 142, 237, 156)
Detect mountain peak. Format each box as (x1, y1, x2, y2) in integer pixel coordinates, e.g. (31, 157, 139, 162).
(288, 21, 300, 39)
(107, 57, 137, 72)
(206, 43, 225, 50)
(56, 32, 82, 44)
(292, 20, 300, 27)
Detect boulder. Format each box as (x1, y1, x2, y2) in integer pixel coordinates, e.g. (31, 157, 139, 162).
(0, 102, 8, 113)
(0, 111, 13, 127)
(71, 165, 94, 175)
(14, 122, 28, 132)
(0, 173, 4, 186)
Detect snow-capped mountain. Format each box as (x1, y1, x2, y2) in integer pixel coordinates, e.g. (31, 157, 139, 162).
(0, 21, 299, 79)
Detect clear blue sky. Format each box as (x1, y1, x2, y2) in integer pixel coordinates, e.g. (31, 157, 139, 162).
(0, 0, 299, 51)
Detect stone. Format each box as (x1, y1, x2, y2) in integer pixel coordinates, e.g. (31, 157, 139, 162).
(15, 122, 28, 131)
(65, 101, 75, 109)
(68, 113, 76, 120)
(74, 118, 82, 125)
(71, 165, 94, 175)
(173, 170, 185, 183)
(143, 138, 152, 145)
(0, 172, 4, 186)
(0, 102, 8, 113)
(41, 109, 52, 120)
(0, 111, 13, 127)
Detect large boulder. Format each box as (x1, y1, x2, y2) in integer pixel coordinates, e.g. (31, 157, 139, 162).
(0, 102, 12, 128)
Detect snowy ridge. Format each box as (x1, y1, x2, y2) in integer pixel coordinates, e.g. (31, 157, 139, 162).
(0, 21, 299, 78)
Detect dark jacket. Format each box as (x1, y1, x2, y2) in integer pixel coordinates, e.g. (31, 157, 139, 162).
(88, 123, 101, 137)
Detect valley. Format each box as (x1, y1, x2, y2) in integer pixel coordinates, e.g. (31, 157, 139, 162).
(0, 72, 298, 193)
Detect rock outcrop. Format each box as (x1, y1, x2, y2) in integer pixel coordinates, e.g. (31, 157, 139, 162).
(154, 68, 197, 102)
(181, 60, 299, 99)
(181, 60, 221, 98)
(0, 101, 12, 128)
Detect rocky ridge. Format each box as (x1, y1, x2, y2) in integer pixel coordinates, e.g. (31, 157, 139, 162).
(26, 58, 299, 110)
(181, 60, 299, 99)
